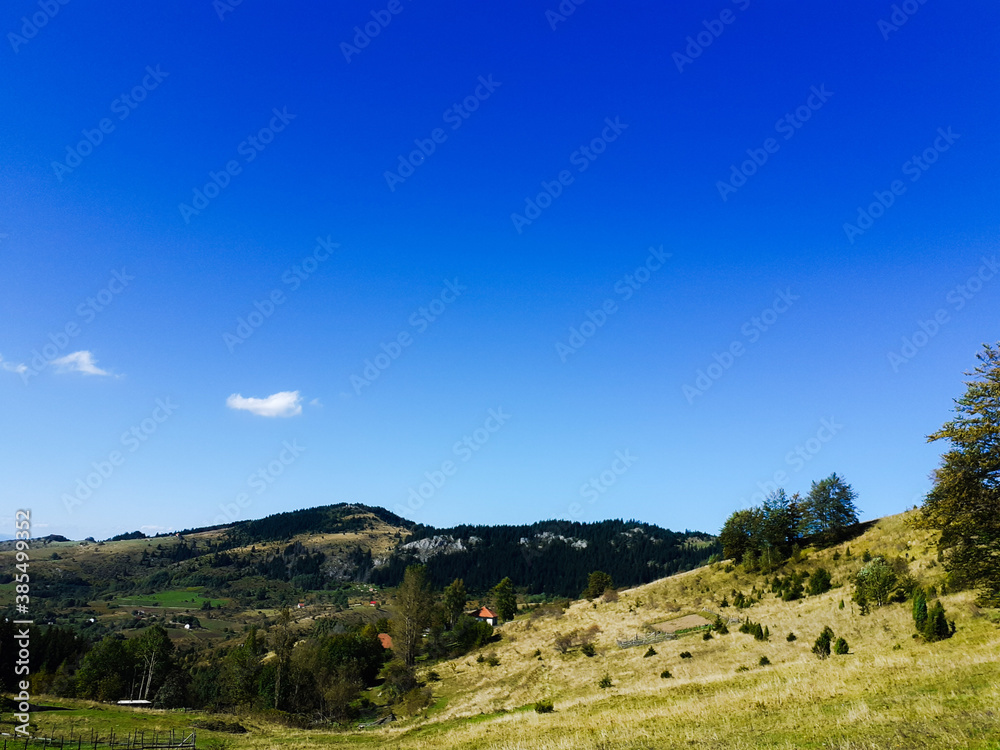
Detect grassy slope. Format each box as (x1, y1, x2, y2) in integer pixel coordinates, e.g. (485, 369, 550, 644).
(5, 512, 1000, 749)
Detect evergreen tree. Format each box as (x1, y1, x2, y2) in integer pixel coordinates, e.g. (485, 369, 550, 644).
(912, 589, 928, 632)
(812, 626, 834, 659)
(922, 343, 1000, 604)
(582, 571, 614, 600)
(923, 600, 953, 641)
(492, 577, 517, 621)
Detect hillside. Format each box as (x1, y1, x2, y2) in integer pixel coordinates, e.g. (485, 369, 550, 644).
(3, 510, 998, 748)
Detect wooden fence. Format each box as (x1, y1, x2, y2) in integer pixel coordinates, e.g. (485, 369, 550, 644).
(1, 729, 196, 749)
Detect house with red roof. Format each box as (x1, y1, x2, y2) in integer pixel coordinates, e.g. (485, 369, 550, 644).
(473, 606, 498, 626)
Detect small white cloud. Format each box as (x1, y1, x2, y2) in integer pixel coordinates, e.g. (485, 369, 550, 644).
(0, 354, 27, 374)
(52, 350, 111, 376)
(226, 390, 303, 418)
(309, 397, 323, 408)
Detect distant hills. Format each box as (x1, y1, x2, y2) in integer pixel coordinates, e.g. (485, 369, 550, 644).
(24, 503, 719, 600)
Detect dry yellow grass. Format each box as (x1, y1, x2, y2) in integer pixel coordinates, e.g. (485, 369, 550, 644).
(9, 511, 1000, 749)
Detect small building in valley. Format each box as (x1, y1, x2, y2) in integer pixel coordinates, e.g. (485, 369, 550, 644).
(473, 606, 498, 626)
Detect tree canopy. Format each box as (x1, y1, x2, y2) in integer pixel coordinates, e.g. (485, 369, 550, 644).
(800, 473, 860, 542)
(922, 342, 1000, 604)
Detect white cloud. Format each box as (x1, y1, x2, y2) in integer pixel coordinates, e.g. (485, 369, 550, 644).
(226, 390, 303, 418)
(309, 397, 323, 408)
(0, 354, 27, 374)
(52, 350, 111, 376)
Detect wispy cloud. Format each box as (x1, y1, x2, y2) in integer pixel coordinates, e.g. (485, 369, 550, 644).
(52, 350, 112, 376)
(0, 353, 27, 375)
(226, 390, 303, 418)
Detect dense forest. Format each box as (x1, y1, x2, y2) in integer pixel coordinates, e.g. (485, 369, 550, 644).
(370, 519, 719, 596)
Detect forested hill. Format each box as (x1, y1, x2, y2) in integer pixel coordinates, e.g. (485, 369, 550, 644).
(212, 503, 413, 548)
(370, 519, 719, 597)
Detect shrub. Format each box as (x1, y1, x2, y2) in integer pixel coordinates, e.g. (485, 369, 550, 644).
(426, 670, 440, 682)
(807, 568, 833, 596)
(923, 600, 955, 641)
(679, 651, 692, 659)
(813, 626, 834, 659)
(534, 700, 554, 714)
(486, 654, 500, 667)
(759, 656, 770, 666)
(712, 616, 729, 634)
(581, 643, 596, 657)
(786, 631, 796, 642)
(476, 654, 485, 663)
(643, 646, 657, 658)
(735, 665, 749, 673)
(833, 637, 849, 655)
(598, 674, 613, 689)
(660, 669, 672, 678)
(702, 631, 712, 641)
(532, 648, 541, 658)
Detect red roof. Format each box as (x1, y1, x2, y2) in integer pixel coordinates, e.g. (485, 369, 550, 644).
(475, 606, 497, 619)
(377, 633, 393, 649)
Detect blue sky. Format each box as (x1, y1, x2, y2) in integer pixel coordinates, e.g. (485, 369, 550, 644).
(1, 0, 997, 540)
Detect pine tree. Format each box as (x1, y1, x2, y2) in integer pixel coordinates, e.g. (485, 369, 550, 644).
(922, 343, 1000, 604)
(912, 589, 928, 632)
(812, 626, 834, 659)
(801, 473, 860, 543)
(492, 577, 517, 622)
(923, 600, 953, 641)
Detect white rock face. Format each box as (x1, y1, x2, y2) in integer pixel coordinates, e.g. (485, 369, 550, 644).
(399, 534, 481, 562)
(519, 531, 588, 550)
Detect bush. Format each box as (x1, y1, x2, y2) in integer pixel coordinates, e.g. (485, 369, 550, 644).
(833, 637, 849, 655)
(735, 665, 749, 673)
(643, 646, 657, 658)
(660, 669, 672, 678)
(426, 670, 440, 682)
(786, 632, 796, 642)
(712, 616, 729, 634)
(758, 656, 770, 666)
(581, 643, 596, 657)
(702, 630, 712, 641)
(679, 651, 692, 659)
(485, 654, 500, 667)
(807, 568, 833, 596)
(532, 648, 541, 658)
(534, 699, 554, 714)
(812, 626, 834, 659)
(923, 600, 955, 641)
(598, 674, 613, 689)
